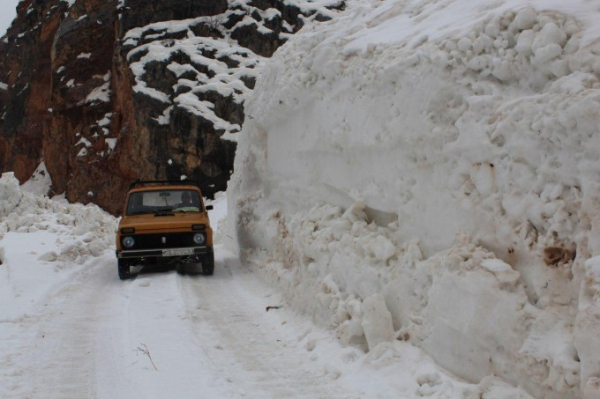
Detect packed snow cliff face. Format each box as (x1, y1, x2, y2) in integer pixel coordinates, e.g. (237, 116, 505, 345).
(229, 1, 600, 398)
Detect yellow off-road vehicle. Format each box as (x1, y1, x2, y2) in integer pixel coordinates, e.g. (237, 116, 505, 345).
(115, 180, 214, 280)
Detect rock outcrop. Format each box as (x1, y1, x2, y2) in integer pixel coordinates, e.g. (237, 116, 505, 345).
(0, 0, 344, 214)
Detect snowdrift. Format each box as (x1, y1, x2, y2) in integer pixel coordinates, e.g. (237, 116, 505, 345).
(0, 172, 117, 321)
(229, 1, 600, 397)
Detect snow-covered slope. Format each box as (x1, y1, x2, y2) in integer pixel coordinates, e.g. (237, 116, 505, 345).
(229, 1, 600, 398)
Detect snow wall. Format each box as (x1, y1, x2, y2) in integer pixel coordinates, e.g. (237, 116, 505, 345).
(228, 1, 600, 398)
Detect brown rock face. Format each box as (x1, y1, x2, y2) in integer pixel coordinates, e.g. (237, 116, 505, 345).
(119, 0, 229, 32)
(0, 0, 64, 183)
(46, 0, 123, 211)
(0, 0, 344, 215)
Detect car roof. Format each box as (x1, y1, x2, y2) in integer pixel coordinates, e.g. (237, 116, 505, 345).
(128, 185, 202, 194)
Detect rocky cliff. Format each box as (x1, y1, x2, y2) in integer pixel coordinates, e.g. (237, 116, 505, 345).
(0, 0, 344, 214)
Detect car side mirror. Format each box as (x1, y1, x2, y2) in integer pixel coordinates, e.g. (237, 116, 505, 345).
(205, 205, 213, 211)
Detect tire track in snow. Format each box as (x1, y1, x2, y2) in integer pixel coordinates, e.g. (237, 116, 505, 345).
(1, 257, 114, 398)
(2, 248, 363, 398)
(1, 255, 230, 398)
(178, 247, 361, 399)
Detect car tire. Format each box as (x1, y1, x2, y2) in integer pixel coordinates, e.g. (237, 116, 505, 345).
(201, 251, 214, 276)
(118, 258, 131, 280)
(176, 263, 187, 275)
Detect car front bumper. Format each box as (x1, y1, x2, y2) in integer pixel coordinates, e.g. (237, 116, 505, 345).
(117, 246, 212, 259)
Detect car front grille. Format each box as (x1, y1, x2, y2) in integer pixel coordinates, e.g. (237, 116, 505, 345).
(129, 233, 196, 250)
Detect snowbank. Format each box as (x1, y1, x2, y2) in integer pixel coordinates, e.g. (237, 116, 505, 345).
(229, 1, 600, 397)
(0, 172, 117, 321)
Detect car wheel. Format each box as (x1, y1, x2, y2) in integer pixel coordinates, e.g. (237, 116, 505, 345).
(176, 262, 187, 275)
(201, 251, 214, 276)
(118, 258, 131, 280)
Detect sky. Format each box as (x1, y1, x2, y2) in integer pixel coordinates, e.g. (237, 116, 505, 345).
(0, 0, 20, 37)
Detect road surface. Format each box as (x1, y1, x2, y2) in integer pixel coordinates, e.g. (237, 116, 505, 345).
(1, 245, 372, 398)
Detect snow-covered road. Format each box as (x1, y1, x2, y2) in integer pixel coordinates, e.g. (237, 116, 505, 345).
(1, 243, 374, 398)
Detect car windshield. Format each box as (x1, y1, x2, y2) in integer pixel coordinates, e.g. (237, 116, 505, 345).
(126, 189, 202, 215)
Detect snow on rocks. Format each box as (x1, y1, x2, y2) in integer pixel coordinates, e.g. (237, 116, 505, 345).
(229, 0, 600, 397)
(123, 18, 263, 139)
(121, 0, 344, 142)
(84, 75, 111, 104)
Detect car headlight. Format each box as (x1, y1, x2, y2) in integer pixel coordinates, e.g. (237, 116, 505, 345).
(122, 236, 135, 248)
(193, 233, 206, 245)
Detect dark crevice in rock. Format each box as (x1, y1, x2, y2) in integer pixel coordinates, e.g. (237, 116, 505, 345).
(189, 22, 224, 38)
(231, 24, 283, 57)
(141, 61, 178, 96)
(195, 90, 245, 126)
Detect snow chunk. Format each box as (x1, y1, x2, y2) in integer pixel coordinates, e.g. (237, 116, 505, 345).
(513, 8, 537, 30)
(457, 37, 472, 52)
(480, 259, 520, 286)
(372, 235, 396, 262)
(533, 23, 567, 51)
(516, 30, 535, 55)
(534, 43, 562, 64)
(0, 173, 23, 217)
(361, 294, 395, 351)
